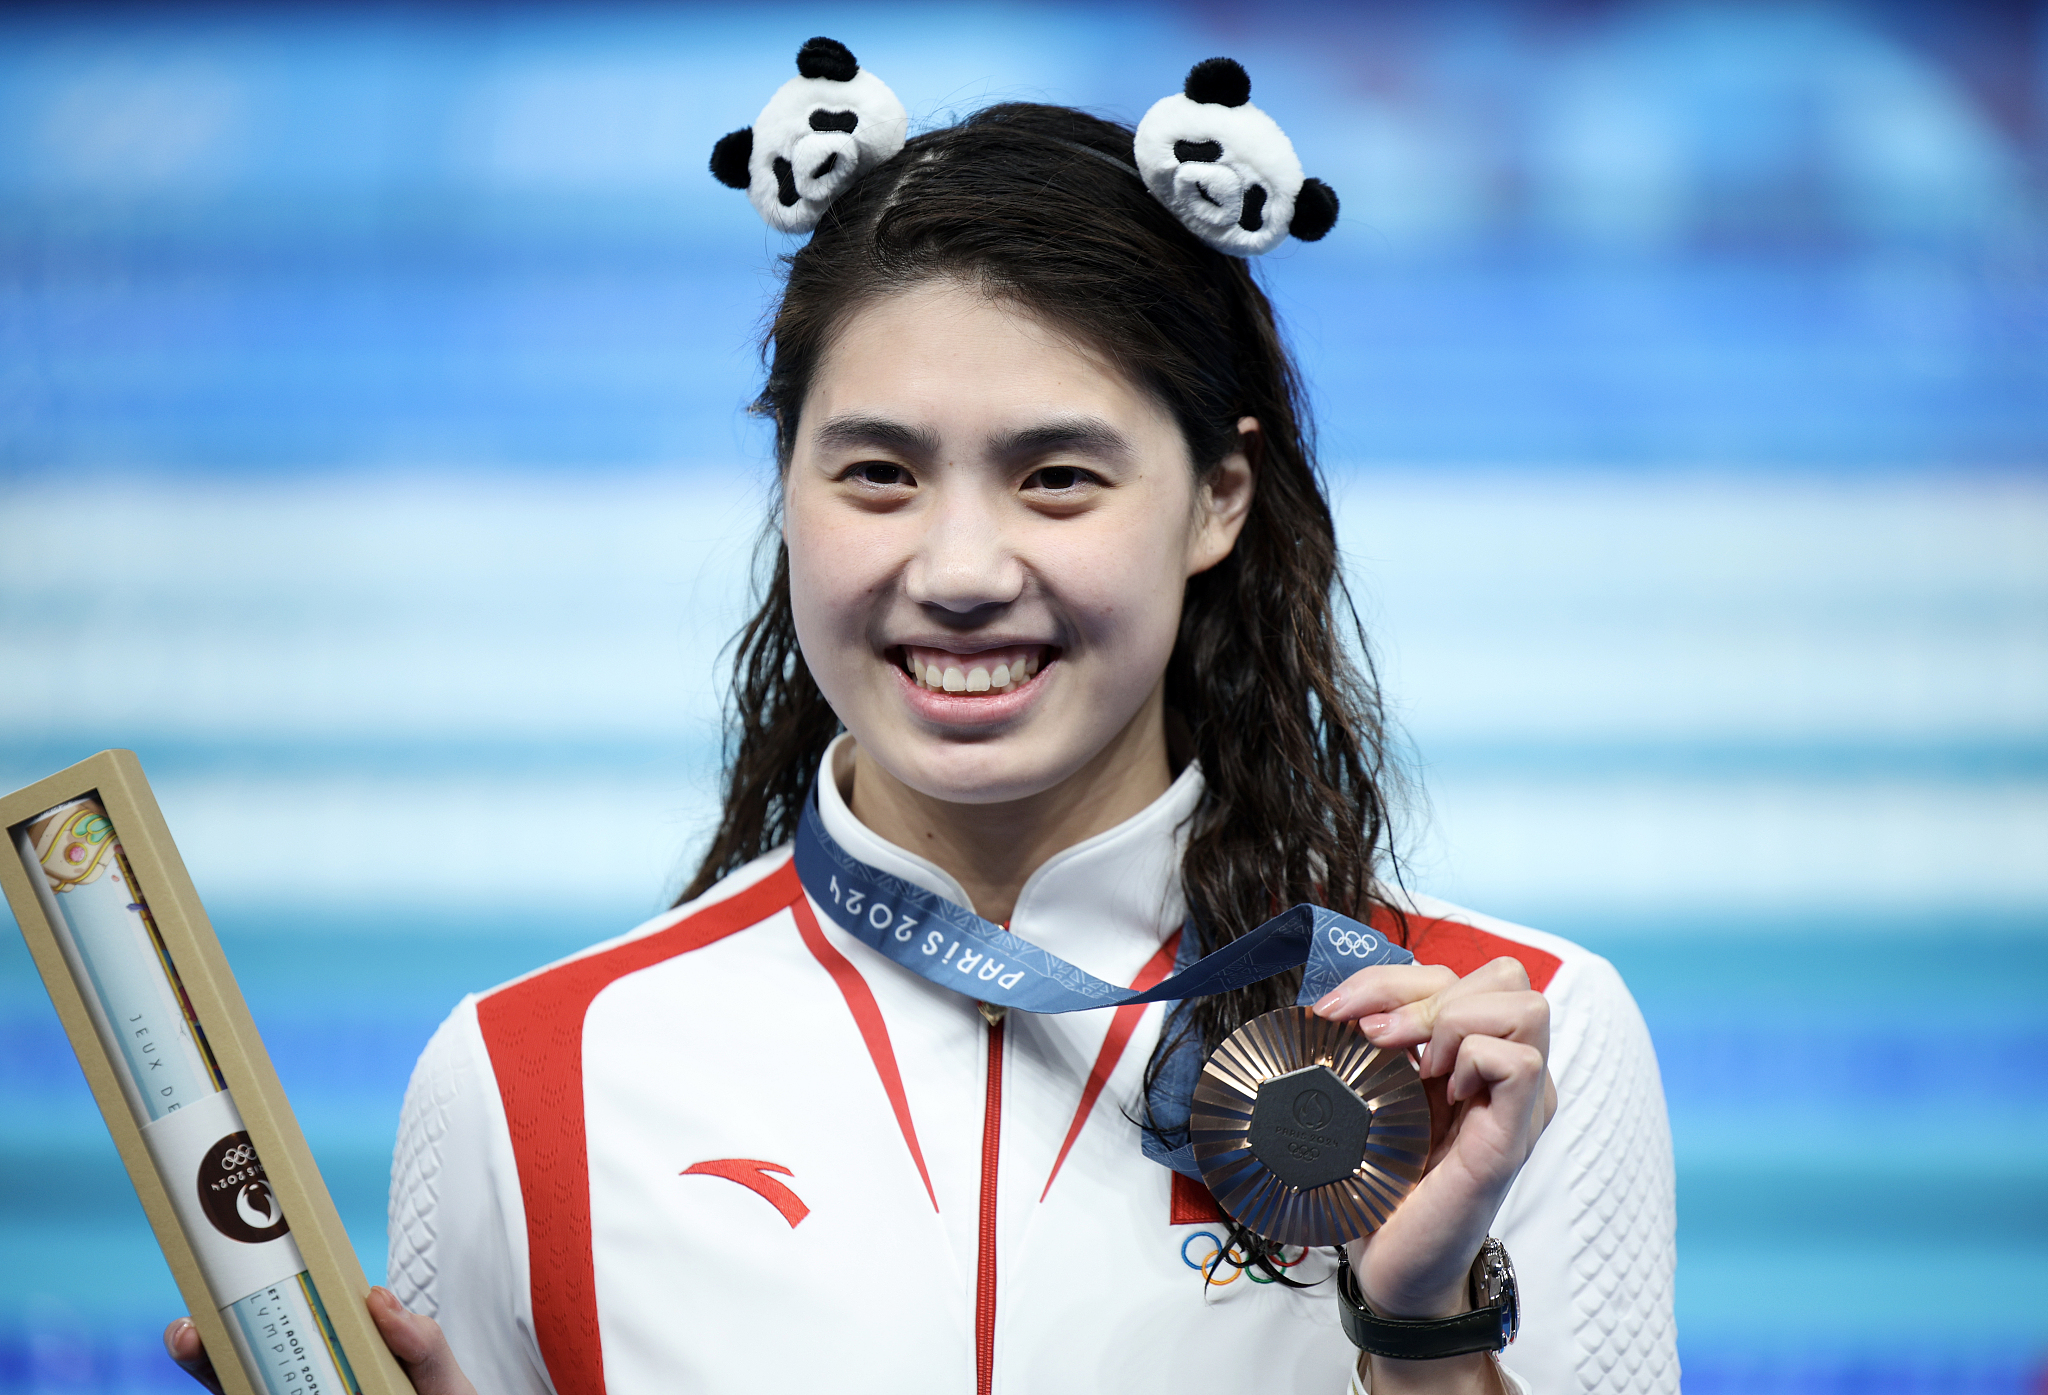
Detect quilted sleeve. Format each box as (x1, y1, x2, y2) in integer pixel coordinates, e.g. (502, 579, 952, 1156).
(1493, 952, 1679, 1394)
(388, 999, 557, 1395)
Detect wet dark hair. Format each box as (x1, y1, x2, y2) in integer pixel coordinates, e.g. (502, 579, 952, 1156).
(681, 102, 1404, 1120)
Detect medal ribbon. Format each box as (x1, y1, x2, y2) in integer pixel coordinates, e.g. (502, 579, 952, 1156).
(795, 784, 1413, 1014)
(796, 784, 1414, 1180)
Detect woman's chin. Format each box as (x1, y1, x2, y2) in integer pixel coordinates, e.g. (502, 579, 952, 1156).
(853, 722, 1100, 810)
(877, 742, 1084, 808)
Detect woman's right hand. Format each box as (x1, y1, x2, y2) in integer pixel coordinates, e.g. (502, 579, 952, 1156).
(164, 1287, 478, 1395)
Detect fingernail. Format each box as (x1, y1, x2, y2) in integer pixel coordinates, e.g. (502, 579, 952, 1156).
(1313, 991, 1343, 1016)
(1359, 1013, 1392, 1037)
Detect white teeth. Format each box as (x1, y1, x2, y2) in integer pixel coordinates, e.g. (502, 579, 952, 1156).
(904, 649, 1045, 694)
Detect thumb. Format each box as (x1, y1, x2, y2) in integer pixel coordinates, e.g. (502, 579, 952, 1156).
(366, 1288, 475, 1395)
(162, 1317, 225, 1395)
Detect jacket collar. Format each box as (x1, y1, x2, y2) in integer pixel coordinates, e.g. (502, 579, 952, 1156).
(815, 734, 1200, 983)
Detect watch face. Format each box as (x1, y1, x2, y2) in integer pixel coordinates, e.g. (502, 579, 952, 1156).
(1471, 1238, 1520, 1345)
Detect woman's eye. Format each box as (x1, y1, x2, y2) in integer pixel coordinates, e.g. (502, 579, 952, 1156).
(1026, 466, 1093, 492)
(848, 462, 910, 486)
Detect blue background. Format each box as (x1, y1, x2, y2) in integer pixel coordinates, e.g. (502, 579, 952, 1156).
(2, 3, 2044, 1391)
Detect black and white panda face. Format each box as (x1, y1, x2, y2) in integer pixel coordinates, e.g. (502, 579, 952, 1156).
(710, 37, 908, 233)
(1133, 58, 1338, 256)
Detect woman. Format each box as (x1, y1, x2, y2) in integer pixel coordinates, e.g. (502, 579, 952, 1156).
(170, 63, 1674, 1395)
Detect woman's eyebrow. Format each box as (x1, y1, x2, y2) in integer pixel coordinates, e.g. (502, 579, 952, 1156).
(813, 414, 941, 460)
(991, 419, 1135, 464)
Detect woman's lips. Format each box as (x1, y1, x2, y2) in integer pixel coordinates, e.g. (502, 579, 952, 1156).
(891, 645, 1055, 722)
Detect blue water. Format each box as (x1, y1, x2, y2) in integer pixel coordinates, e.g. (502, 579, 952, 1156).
(7, 242, 2042, 474)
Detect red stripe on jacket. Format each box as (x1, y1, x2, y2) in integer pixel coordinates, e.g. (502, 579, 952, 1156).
(1041, 930, 1182, 1201)
(788, 891, 939, 1210)
(475, 860, 803, 1395)
(1378, 907, 1562, 992)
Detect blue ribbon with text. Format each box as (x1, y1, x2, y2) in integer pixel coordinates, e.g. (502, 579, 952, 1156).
(794, 785, 1412, 1014)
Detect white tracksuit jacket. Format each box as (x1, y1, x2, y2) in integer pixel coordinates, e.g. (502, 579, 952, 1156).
(387, 745, 1677, 1394)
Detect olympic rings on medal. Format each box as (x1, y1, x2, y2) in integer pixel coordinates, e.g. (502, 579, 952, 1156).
(1323, 925, 1382, 958)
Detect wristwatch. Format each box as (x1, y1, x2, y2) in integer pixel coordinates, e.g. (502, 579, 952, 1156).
(1336, 1238, 1519, 1360)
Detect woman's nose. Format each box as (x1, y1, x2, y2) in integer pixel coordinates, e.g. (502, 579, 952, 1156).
(902, 487, 1026, 614)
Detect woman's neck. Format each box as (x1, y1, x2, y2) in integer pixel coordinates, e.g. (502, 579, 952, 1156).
(843, 697, 1174, 925)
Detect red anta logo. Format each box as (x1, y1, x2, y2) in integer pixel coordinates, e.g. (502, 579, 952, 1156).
(681, 1159, 809, 1228)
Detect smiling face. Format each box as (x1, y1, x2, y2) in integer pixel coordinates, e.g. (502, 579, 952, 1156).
(784, 278, 1253, 823)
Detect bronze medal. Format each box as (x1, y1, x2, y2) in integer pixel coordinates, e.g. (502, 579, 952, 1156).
(1191, 1006, 1428, 1246)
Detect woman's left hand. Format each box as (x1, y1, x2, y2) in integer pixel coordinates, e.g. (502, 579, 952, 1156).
(1313, 956, 1555, 1321)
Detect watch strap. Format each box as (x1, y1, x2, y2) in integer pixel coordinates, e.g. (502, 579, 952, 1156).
(1336, 1253, 1513, 1360)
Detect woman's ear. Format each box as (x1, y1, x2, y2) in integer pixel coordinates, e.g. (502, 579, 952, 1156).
(1187, 416, 1259, 576)
(778, 414, 796, 544)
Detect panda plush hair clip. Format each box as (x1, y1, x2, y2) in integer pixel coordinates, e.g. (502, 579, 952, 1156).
(709, 37, 908, 234)
(1134, 57, 1339, 256)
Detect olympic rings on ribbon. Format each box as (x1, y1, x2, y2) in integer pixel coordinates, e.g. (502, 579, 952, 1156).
(1323, 925, 1382, 957)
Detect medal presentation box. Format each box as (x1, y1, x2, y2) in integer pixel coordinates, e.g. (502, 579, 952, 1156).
(0, 750, 414, 1395)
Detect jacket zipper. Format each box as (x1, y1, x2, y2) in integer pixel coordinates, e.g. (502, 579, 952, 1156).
(976, 1009, 1005, 1395)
